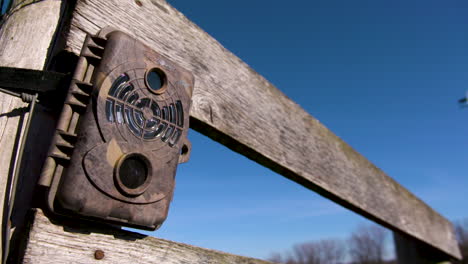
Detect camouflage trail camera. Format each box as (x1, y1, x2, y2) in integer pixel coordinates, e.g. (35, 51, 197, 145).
(39, 28, 194, 230)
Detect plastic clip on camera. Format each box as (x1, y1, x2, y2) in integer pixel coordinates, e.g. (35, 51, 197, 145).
(38, 28, 194, 230)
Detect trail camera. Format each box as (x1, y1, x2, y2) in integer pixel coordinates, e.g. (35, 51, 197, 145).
(39, 28, 194, 230)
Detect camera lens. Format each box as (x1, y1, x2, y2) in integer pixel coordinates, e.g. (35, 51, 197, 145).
(119, 155, 148, 189)
(146, 68, 166, 93)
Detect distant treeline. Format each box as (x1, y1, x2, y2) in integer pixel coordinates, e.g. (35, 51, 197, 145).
(268, 219, 468, 264)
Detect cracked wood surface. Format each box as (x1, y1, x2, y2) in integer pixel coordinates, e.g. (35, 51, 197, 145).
(23, 209, 273, 264)
(62, 0, 460, 259)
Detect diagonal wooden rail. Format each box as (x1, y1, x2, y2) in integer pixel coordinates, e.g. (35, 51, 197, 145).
(61, 0, 460, 260)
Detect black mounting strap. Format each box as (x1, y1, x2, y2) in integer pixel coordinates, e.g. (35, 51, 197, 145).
(0, 67, 70, 107)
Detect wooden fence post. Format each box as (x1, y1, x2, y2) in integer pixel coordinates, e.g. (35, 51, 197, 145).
(0, 0, 66, 262)
(394, 232, 455, 264)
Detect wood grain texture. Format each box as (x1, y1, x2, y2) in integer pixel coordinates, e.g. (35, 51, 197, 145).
(63, 0, 460, 259)
(23, 209, 273, 264)
(0, 1, 63, 261)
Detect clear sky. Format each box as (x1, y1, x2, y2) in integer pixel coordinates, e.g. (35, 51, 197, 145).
(140, 0, 468, 260)
(4, 0, 468, 261)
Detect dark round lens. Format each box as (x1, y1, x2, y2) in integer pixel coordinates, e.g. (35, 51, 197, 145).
(146, 68, 165, 92)
(119, 156, 148, 189)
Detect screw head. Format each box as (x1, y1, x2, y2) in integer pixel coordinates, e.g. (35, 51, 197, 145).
(94, 250, 105, 260)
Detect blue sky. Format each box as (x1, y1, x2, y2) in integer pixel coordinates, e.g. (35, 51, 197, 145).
(4, 0, 468, 260)
(144, 0, 468, 260)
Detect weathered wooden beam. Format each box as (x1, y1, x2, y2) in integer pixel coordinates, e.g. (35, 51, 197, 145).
(22, 209, 273, 264)
(63, 0, 460, 259)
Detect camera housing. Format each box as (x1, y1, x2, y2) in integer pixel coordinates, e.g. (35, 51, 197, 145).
(39, 29, 194, 230)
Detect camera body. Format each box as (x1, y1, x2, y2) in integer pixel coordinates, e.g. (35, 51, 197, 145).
(40, 29, 194, 230)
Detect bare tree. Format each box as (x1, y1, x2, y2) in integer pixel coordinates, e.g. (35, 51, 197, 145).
(269, 239, 345, 264)
(348, 224, 387, 264)
(319, 239, 347, 263)
(268, 253, 285, 264)
(455, 219, 468, 264)
(267, 252, 296, 264)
